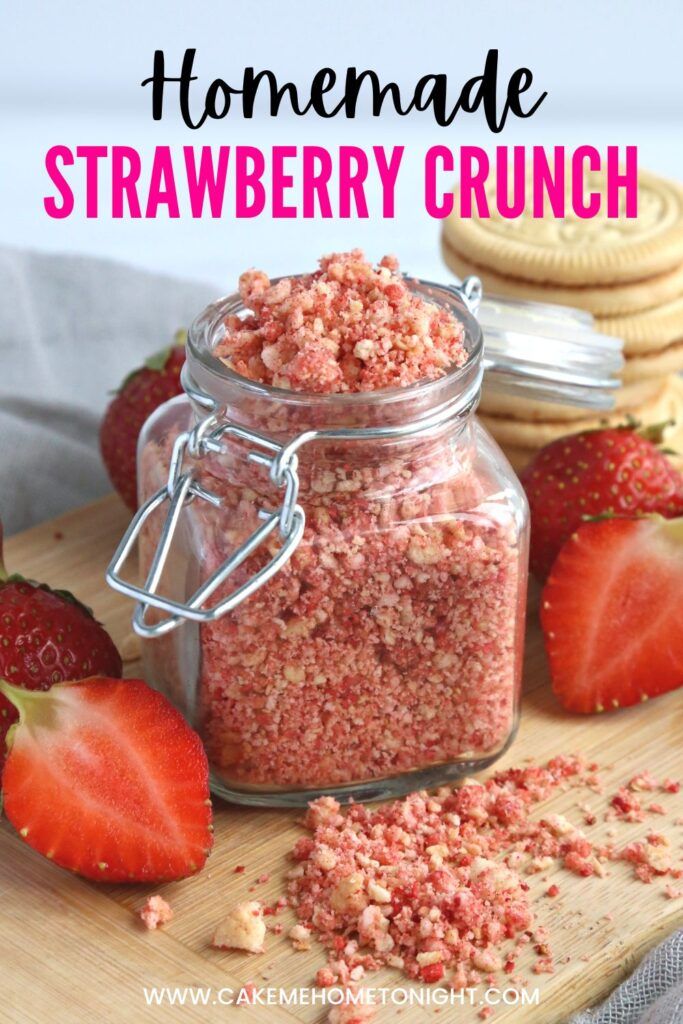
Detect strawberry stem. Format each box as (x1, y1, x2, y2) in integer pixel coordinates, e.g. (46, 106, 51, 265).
(0, 679, 54, 726)
(144, 344, 174, 373)
(638, 420, 675, 445)
(660, 516, 683, 546)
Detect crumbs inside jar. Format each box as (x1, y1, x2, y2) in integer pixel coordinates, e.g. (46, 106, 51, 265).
(140, 251, 527, 795)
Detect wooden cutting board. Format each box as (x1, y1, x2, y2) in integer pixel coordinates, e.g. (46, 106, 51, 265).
(3, 495, 682, 1024)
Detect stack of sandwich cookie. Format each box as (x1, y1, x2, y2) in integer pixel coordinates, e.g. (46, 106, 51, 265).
(479, 375, 683, 473)
(441, 168, 683, 469)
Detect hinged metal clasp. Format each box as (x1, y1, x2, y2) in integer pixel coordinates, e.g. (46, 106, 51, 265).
(105, 410, 306, 639)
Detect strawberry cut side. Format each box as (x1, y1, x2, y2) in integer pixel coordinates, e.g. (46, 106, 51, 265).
(541, 516, 683, 714)
(1, 676, 212, 882)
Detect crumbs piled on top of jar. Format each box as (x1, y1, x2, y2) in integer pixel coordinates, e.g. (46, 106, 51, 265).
(214, 250, 468, 393)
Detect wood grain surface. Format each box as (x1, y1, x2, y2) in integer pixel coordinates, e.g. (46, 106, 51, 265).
(3, 495, 682, 1024)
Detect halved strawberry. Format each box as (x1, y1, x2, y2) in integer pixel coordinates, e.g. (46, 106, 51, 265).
(0, 676, 212, 882)
(541, 515, 683, 714)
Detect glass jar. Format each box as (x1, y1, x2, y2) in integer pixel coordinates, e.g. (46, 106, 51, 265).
(131, 280, 529, 805)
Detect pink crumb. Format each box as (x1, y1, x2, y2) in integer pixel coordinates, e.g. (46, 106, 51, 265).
(239, 982, 257, 1005)
(327, 987, 376, 1024)
(628, 771, 658, 792)
(212, 901, 266, 954)
(139, 895, 173, 931)
(533, 958, 555, 975)
(610, 788, 644, 823)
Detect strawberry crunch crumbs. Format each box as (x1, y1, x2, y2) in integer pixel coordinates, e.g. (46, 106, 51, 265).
(139, 895, 173, 930)
(214, 251, 467, 393)
(277, 758, 683, 997)
(196, 459, 521, 789)
(212, 900, 266, 954)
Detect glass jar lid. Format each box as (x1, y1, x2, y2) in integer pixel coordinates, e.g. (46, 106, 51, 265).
(431, 276, 624, 410)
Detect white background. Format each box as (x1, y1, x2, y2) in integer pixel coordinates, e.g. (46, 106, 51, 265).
(3, 0, 683, 288)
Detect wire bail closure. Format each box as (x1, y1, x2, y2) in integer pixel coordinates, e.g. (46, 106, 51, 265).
(105, 413, 307, 638)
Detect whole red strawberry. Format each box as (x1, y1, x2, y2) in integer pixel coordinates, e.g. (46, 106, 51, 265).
(0, 523, 122, 767)
(100, 331, 186, 510)
(520, 424, 683, 578)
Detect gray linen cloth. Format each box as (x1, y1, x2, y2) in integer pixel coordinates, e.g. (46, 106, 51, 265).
(0, 246, 214, 534)
(570, 931, 683, 1024)
(0, 246, 681, 1021)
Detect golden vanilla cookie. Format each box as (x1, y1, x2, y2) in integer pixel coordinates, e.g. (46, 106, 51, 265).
(479, 377, 662, 423)
(479, 374, 683, 451)
(597, 296, 683, 355)
(441, 237, 683, 317)
(621, 343, 683, 382)
(443, 169, 683, 286)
